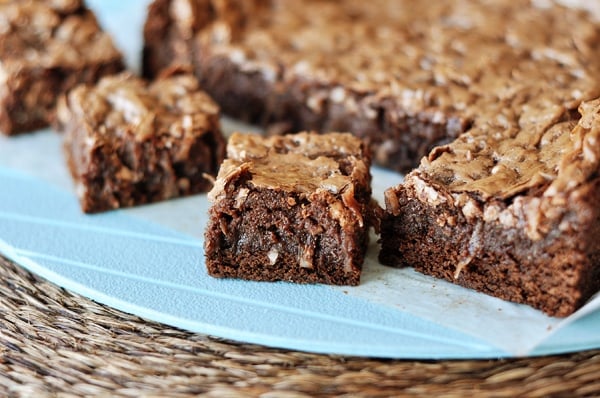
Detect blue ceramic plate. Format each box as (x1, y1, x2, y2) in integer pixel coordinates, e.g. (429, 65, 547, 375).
(0, 0, 599, 359)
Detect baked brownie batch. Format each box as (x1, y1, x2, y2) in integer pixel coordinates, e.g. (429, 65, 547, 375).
(142, 0, 600, 172)
(4, 0, 600, 316)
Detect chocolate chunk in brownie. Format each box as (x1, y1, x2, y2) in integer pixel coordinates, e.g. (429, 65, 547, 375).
(142, 0, 600, 172)
(380, 99, 600, 317)
(58, 72, 225, 213)
(0, 0, 125, 135)
(204, 132, 375, 285)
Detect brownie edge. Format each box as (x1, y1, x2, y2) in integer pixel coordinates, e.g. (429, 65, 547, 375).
(204, 132, 377, 286)
(379, 99, 600, 317)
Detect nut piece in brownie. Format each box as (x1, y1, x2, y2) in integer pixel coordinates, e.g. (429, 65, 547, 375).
(204, 132, 374, 285)
(58, 72, 225, 213)
(0, 0, 124, 135)
(380, 99, 600, 317)
(142, 0, 600, 172)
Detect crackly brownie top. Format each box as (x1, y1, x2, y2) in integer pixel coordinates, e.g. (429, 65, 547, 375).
(60, 72, 220, 141)
(418, 98, 600, 198)
(391, 99, 600, 242)
(0, 0, 121, 71)
(208, 132, 370, 202)
(185, 0, 600, 118)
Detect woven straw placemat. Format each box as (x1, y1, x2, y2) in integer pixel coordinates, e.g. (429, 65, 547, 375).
(1, 255, 599, 397)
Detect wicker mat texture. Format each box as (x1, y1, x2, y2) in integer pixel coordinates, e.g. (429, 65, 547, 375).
(1, 255, 599, 397)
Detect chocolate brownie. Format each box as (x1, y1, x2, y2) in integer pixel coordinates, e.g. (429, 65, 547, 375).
(57, 72, 225, 213)
(142, 0, 600, 172)
(204, 132, 375, 285)
(0, 0, 125, 135)
(380, 99, 600, 317)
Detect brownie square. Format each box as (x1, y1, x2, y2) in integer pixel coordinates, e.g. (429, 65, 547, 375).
(58, 72, 225, 213)
(204, 132, 375, 285)
(0, 0, 125, 135)
(380, 99, 600, 317)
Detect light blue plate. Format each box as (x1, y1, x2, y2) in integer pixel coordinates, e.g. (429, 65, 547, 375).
(0, 166, 497, 359)
(1, 160, 599, 359)
(0, 0, 599, 359)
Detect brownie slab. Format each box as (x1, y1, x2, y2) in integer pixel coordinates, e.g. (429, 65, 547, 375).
(58, 72, 225, 213)
(380, 99, 600, 317)
(143, 0, 600, 172)
(204, 132, 375, 285)
(0, 0, 124, 135)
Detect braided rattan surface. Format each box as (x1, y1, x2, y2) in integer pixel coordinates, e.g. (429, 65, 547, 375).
(1, 256, 599, 397)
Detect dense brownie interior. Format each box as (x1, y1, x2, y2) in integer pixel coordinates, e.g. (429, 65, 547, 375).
(205, 132, 374, 285)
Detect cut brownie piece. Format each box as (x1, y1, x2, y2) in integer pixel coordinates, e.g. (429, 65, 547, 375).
(58, 72, 225, 213)
(0, 0, 125, 135)
(143, 0, 600, 172)
(380, 99, 600, 317)
(204, 132, 375, 285)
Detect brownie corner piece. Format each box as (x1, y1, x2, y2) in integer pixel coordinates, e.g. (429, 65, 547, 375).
(379, 99, 600, 317)
(0, 0, 124, 135)
(59, 72, 225, 213)
(204, 131, 375, 286)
